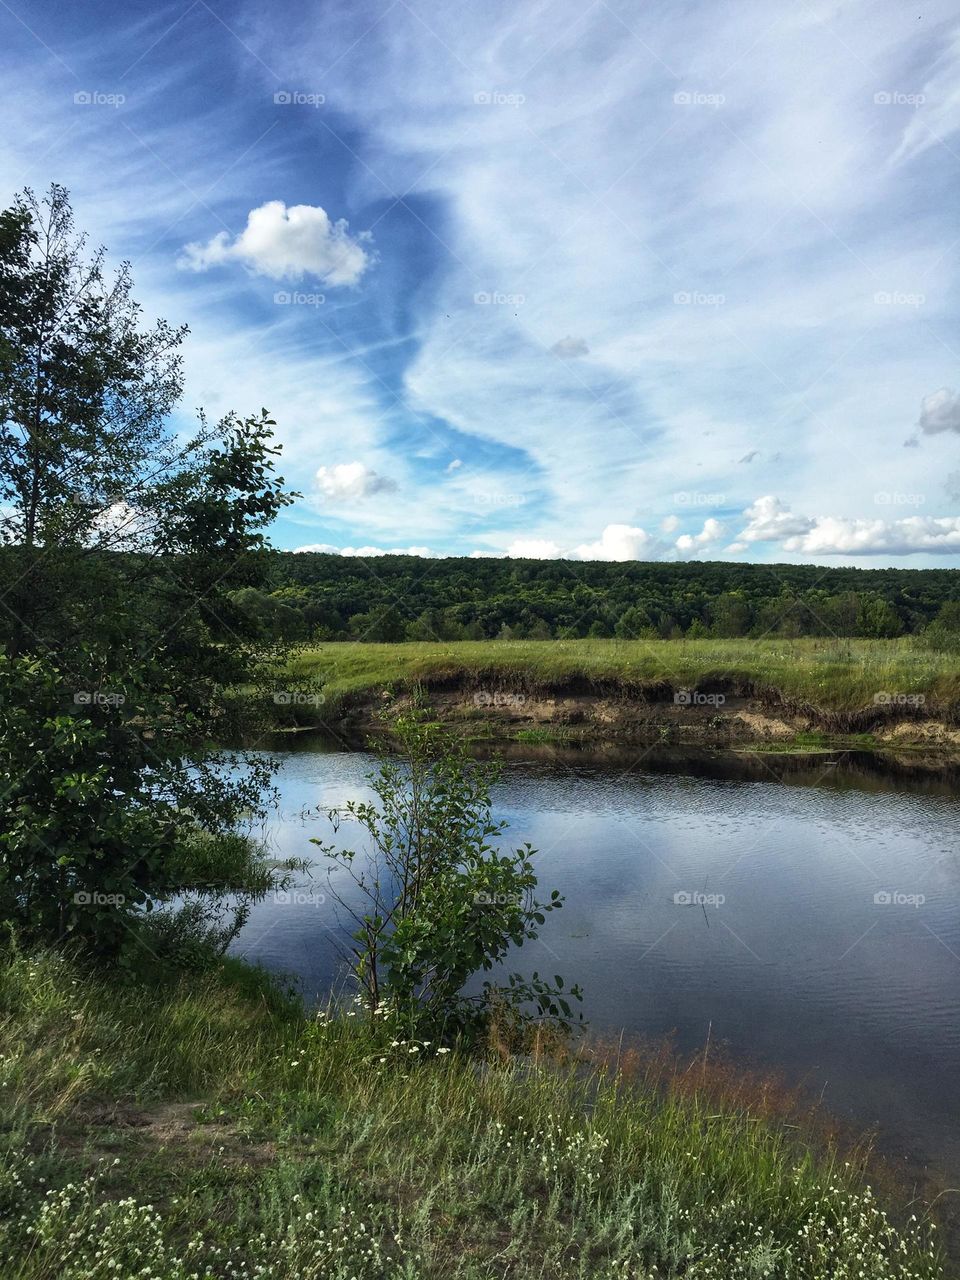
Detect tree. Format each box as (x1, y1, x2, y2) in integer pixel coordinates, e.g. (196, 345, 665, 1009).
(924, 601, 960, 652)
(0, 185, 295, 956)
(315, 712, 581, 1041)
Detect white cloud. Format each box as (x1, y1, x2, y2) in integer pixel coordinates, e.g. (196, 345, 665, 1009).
(506, 537, 564, 559)
(783, 516, 960, 556)
(917, 387, 960, 436)
(294, 543, 431, 556)
(660, 515, 680, 533)
(446, 458, 463, 472)
(675, 517, 724, 555)
(180, 201, 373, 286)
(739, 495, 815, 543)
(573, 524, 664, 562)
(314, 462, 397, 501)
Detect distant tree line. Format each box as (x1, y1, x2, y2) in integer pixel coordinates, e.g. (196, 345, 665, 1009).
(231, 553, 960, 646)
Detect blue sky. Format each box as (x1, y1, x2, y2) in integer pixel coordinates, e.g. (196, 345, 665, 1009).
(2, 0, 960, 565)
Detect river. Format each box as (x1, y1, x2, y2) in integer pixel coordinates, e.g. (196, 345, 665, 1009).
(232, 738, 960, 1190)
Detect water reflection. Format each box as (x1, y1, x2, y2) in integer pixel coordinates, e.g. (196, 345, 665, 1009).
(233, 739, 960, 1182)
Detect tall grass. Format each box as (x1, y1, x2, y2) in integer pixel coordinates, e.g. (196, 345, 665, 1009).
(285, 638, 960, 717)
(0, 948, 945, 1278)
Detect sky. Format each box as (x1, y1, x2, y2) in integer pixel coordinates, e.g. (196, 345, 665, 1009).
(1, 0, 960, 566)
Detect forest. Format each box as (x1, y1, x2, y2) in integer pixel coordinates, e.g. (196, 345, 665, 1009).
(238, 551, 960, 643)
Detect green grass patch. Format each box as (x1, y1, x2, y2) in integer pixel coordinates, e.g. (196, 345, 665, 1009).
(283, 638, 960, 717)
(0, 947, 946, 1278)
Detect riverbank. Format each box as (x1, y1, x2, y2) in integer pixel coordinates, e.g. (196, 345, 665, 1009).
(0, 948, 945, 1278)
(268, 639, 960, 753)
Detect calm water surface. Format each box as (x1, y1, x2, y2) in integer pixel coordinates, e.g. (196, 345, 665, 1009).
(233, 741, 960, 1182)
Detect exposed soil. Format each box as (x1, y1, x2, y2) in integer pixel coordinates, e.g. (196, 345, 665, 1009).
(320, 673, 960, 755)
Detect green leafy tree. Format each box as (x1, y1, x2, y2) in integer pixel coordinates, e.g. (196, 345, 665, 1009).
(0, 184, 295, 956)
(315, 712, 581, 1040)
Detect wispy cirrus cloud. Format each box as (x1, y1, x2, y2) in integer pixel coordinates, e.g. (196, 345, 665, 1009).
(2, 0, 960, 563)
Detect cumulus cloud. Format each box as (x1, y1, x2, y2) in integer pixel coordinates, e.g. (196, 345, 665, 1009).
(783, 516, 960, 556)
(550, 336, 589, 359)
(314, 462, 397, 501)
(739, 495, 815, 543)
(917, 388, 960, 437)
(506, 537, 564, 559)
(180, 201, 373, 285)
(294, 543, 431, 556)
(573, 524, 664, 562)
(660, 514, 680, 533)
(732, 495, 960, 555)
(675, 517, 724, 555)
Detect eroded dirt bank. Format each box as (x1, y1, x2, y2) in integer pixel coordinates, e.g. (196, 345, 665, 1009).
(322, 671, 960, 755)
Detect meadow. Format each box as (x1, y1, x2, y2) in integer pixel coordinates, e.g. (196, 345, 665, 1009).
(285, 637, 960, 718)
(0, 948, 945, 1279)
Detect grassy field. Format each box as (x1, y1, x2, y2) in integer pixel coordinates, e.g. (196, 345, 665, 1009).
(285, 638, 960, 716)
(0, 948, 945, 1279)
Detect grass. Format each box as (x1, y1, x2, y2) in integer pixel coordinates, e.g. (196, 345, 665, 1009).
(282, 638, 960, 720)
(0, 946, 946, 1278)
